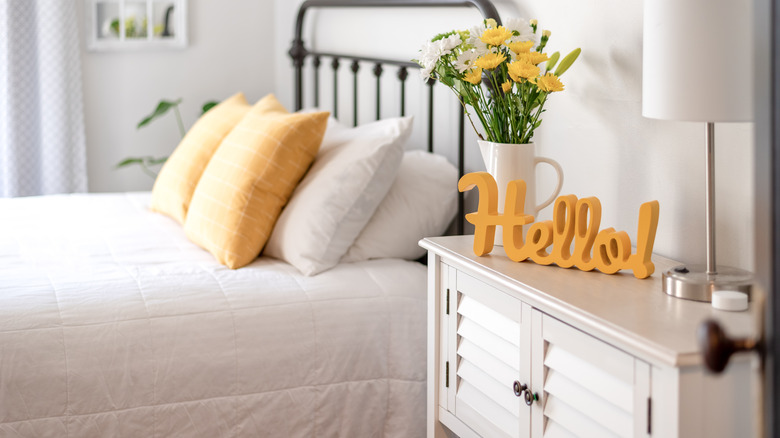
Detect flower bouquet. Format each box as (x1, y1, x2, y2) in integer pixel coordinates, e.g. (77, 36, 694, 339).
(416, 18, 580, 144)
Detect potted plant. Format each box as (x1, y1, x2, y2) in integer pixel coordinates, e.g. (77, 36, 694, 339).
(416, 18, 579, 243)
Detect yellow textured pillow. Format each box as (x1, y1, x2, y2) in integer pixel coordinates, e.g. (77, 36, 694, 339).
(149, 93, 250, 224)
(184, 95, 329, 269)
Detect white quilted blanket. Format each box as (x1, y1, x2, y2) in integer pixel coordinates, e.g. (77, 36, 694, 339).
(0, 193, 427, 437)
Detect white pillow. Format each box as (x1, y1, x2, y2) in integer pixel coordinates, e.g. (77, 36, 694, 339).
(341, 150, 458, 262)
(264, 116, 412, 275)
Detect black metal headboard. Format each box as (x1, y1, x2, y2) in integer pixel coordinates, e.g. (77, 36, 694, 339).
(289, 0, 502, 234)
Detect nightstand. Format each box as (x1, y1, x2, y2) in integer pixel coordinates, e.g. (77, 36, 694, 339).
(420, 235, 757, 438)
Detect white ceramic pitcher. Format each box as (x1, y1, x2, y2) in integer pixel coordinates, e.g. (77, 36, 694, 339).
(478, 140, 564, 246)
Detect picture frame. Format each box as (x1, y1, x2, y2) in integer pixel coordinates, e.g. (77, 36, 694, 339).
(86, 0, 187, 51)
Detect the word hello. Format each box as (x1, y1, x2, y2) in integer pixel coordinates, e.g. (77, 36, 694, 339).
(458, 172, 660, 279)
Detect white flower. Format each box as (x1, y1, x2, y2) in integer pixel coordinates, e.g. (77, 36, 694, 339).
(417, 41, 437, 65)
(466, 24, 487, 49)
(416, 41, 438, 78)
(420, 65, 434, 81)
(418, 37, 458, 65)
(440, 33, 462, 52)
(454, 49, 479, 73)
(505, 17, 537, 44)
(417, 34, 462, 79)
(417, 34, 462, 81)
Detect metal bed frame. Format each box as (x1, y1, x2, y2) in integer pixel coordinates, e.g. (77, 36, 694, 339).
(289, 0, 502, 234)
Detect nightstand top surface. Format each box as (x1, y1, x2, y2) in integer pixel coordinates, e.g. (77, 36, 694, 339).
(421, 235, 758, 367)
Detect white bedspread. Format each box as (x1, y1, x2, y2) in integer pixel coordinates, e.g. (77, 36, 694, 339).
(0, 193, 427, 437)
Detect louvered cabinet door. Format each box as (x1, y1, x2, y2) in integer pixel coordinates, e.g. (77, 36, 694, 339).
(443, 270, 532, 438)
(530, 313, 651, 438)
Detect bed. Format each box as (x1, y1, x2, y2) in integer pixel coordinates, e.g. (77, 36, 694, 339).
(0, 1, 500, 436)
(0, 192, 430, 437)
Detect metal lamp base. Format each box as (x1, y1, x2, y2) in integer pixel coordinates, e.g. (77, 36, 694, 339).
(662, 265, 753, 302)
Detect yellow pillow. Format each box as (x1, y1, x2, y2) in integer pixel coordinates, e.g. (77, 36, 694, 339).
(184, 95, 329, 269)
(149, 93, 250, 224)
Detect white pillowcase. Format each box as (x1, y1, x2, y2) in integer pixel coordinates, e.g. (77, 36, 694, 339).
(341, 150, 458, 262)
(264, 116, 412, 275)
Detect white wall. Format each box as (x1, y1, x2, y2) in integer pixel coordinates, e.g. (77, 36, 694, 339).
(524, 0, 754, 272)
(272, 0, 755, 270)
(78, 0, 275, 193)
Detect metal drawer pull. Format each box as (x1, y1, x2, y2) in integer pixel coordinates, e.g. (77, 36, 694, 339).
(512, 381, 538, 406)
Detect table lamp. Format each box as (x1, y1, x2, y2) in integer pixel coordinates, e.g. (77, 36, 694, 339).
(642, 0, 753, 301)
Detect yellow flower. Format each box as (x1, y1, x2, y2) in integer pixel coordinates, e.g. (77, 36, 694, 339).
(475, 52, 506, 70)
(480, 26, 513, 46)
(507, 60, 540, 83)
(518, 51, 550, 65)
(501, 81, 513, 93)
(530, 19, 538, 26)
(537, 72, 564, 92)
(542, 30, 552, 38)
(463, 68, 483, 84)
(485, 18, 498, 28)
(507, 40, 534, 55)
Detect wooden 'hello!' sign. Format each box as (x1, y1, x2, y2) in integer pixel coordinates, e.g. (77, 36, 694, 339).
(458, 172, 660, 279)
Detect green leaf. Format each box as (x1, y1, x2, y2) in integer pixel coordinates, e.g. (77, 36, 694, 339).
(554, 48, 581, 77)
(454, 79, 465, 96)
(115, 156, 167, 169)
(137, 99, 182, 129)
(431, 30, 456, 42)
(115, 157, 146, 168)
(201, 101, 218, 114)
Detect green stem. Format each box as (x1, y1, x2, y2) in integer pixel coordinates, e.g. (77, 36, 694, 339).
(474, 83, 494, 141)
(522, 83, 537, 140)
(485, 70, 505, 142)
(522, 94, 548, 143)
(449, 86, 486, 140)
(140, 157, 159, 178)
(173, 105, 185, 138)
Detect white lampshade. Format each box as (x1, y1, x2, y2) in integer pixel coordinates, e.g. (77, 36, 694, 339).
(642, 0, 753, 122)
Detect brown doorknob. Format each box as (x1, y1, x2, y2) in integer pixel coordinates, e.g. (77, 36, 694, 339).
(698, 319, 758, 373)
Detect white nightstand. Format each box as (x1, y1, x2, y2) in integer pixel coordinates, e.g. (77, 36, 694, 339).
(420, 235, 758, 438)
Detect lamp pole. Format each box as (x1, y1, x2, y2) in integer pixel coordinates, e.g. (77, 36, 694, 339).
(706, 122, 717, 276)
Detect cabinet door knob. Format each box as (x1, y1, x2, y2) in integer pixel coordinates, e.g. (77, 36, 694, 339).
(523, 389, 538, 406)
(512, 381, 526, 397)
(513, 381, 538, 405)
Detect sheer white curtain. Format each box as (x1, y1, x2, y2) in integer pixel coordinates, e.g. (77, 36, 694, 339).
(0, 0, 87, 197)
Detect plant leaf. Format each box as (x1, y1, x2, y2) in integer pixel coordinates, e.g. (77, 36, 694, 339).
(115, 157, 146, 168)
(201, 101, 218, 114)
(137, 99, 182, 129)
(116, 156, 167, 168)
(554, 48, 581, 77)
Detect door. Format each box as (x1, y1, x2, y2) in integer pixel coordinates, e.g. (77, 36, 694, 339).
(767, 0, 779, 434)
(448, 270, 532, 438)
(530, 312, 651, 438)
(750, 0, 776, 436)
